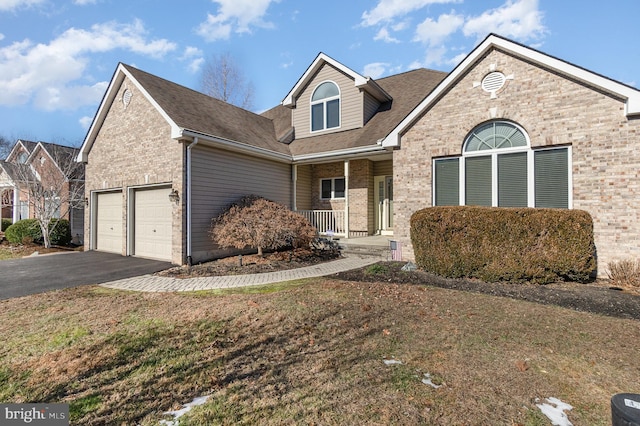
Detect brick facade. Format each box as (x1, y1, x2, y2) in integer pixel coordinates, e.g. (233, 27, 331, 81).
(84, 77, 185, 264)
(310, 160, 375, 237)
(394, 48, 640, 275)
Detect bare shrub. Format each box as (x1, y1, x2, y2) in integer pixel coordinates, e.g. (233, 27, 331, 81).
(607, 259, 640, 288)
(210, 195, 317, 256)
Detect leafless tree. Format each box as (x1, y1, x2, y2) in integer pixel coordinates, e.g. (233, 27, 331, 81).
(0, 135, 11, 159)
(200, 52, 255, 110)
(11, 143, 84, 248)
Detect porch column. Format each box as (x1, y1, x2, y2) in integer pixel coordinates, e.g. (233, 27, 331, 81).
(344, 160, 349, 239)
(292, 164, 297, 211)
(12, 186, 19, 223)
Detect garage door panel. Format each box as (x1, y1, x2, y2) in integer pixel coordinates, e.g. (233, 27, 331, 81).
(134, 187, 172, 261)
(96, 192, 122, 254)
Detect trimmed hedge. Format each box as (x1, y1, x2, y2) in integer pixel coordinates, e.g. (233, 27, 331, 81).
(410, 206, 596, 284)
(1, 218, 11, 232)
(5, 218, 72, 246)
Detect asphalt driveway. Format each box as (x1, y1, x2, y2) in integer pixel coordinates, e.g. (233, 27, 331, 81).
(0, 251, 172, 300)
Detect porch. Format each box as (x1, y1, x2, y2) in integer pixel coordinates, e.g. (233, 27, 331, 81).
(294, 157, 394, 238)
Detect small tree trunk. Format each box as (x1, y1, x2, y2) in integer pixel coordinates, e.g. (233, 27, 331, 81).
(39, 221, 51, 248)
(257, 247, 263, 257)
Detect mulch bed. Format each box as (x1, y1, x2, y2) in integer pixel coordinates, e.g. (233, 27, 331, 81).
(157, 248, 341, 278)
(333, 261, 640, 321)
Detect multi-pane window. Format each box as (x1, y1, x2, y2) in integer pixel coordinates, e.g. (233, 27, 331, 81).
(311, 81, 340, 132)
(433, 121, 570, 209)
(320, 177, 345, 199)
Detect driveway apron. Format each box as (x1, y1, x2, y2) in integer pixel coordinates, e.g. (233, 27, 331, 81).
(0, 251, 171, 300)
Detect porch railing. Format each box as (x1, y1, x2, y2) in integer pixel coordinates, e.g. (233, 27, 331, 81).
(297, 210, 346, 236)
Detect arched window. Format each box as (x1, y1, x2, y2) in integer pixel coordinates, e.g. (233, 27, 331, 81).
(433, 121, 570, 209)
(311, 81, 340, 132)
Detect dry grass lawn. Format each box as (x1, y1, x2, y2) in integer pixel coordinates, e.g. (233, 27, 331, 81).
(0, 279, 638, 425)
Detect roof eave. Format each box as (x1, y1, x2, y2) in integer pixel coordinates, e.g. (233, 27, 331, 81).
(292, 144, 386, 164)
(178, 129, 292, 164)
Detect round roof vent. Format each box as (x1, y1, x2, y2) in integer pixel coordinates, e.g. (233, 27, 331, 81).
(481, 71, 506, 93)
(122, 89, 133, 109)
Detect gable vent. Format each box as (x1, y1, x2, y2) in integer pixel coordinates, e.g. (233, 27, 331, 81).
(481, 72, 506, 93)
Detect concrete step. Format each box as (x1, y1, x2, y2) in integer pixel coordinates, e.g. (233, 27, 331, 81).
(338, 242, 390, 259)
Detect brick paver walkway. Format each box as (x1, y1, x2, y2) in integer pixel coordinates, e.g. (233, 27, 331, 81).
(100, 255, 380, 293)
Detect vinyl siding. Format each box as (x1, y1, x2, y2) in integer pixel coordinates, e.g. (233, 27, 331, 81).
(190, 144, 292, 262)
(293, 64, 363, 138)
(373, 160, 393, 177)
(295, 164, 312, 210)
(363, 92, 380, 125)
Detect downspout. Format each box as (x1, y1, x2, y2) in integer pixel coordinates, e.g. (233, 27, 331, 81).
(292, 164, 298, 211)
(186, 136, 199, 266)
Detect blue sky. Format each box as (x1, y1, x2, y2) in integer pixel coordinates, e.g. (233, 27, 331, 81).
(0, 0, 638, 147)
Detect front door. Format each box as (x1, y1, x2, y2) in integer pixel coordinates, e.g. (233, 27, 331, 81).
(374, 176, 393, 235)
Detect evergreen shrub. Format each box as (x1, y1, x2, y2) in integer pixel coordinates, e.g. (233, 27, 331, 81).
(410, 206, 595, 283)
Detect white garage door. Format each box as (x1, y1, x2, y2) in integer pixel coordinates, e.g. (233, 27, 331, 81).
(134, 187, 172, 261)
(96, 192, 123, 254)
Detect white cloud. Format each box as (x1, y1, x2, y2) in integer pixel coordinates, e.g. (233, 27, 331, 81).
(361, 0, 461, 27)
(197, 0, 278, 42)
(188, 57, 205, 74)
(0, 0, 45, 11)
(414, 12, 464, 45)
(0, 20, 176, 110)
(74, 0, 97, 4)
(0, 33, 4, 41)
(463, 0, 545, 42)
(180, 46, 204, 73)
(363, 62, 390, 79)
(79, 115, 94, 130)
(374, 27, 400, 43)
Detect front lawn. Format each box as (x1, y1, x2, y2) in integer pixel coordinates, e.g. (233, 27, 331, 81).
(0, 279, 638, 425)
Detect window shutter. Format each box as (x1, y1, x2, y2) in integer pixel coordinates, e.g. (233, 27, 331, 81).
(535, 148, 569, 208)
(465, 156, 492, 206)
(498, 152, 528, 207)
(434, 158, 459, 206)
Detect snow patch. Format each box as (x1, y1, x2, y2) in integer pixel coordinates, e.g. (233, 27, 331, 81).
(159, 395, 210, 425)
(536, 397, 573, 426)
(383, 358, 403, 366)
(421, 373, 442, 389)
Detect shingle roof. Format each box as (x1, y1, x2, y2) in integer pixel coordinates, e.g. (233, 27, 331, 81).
(122, 64, 291, 156)
(119, 64, 446, 161)
(268, 68, 447, 157)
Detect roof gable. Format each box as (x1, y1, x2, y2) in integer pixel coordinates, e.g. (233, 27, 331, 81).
(6, 139, 37, 163)
(382, 33, 640, 148)
(78, 63, 290, 163)
(282, 53, 392, 107)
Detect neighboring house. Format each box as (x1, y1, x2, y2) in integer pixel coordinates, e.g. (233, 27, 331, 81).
(78, 34, 640, 275)
(1, 140, 85, 242)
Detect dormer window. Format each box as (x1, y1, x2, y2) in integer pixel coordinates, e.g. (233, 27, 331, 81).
(311, 81, 340, 132)
(17, 152, 27, 163)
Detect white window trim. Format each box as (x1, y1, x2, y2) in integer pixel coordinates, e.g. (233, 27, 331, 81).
(310, 80, 341, 133)
(320, 177, 346, 200)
